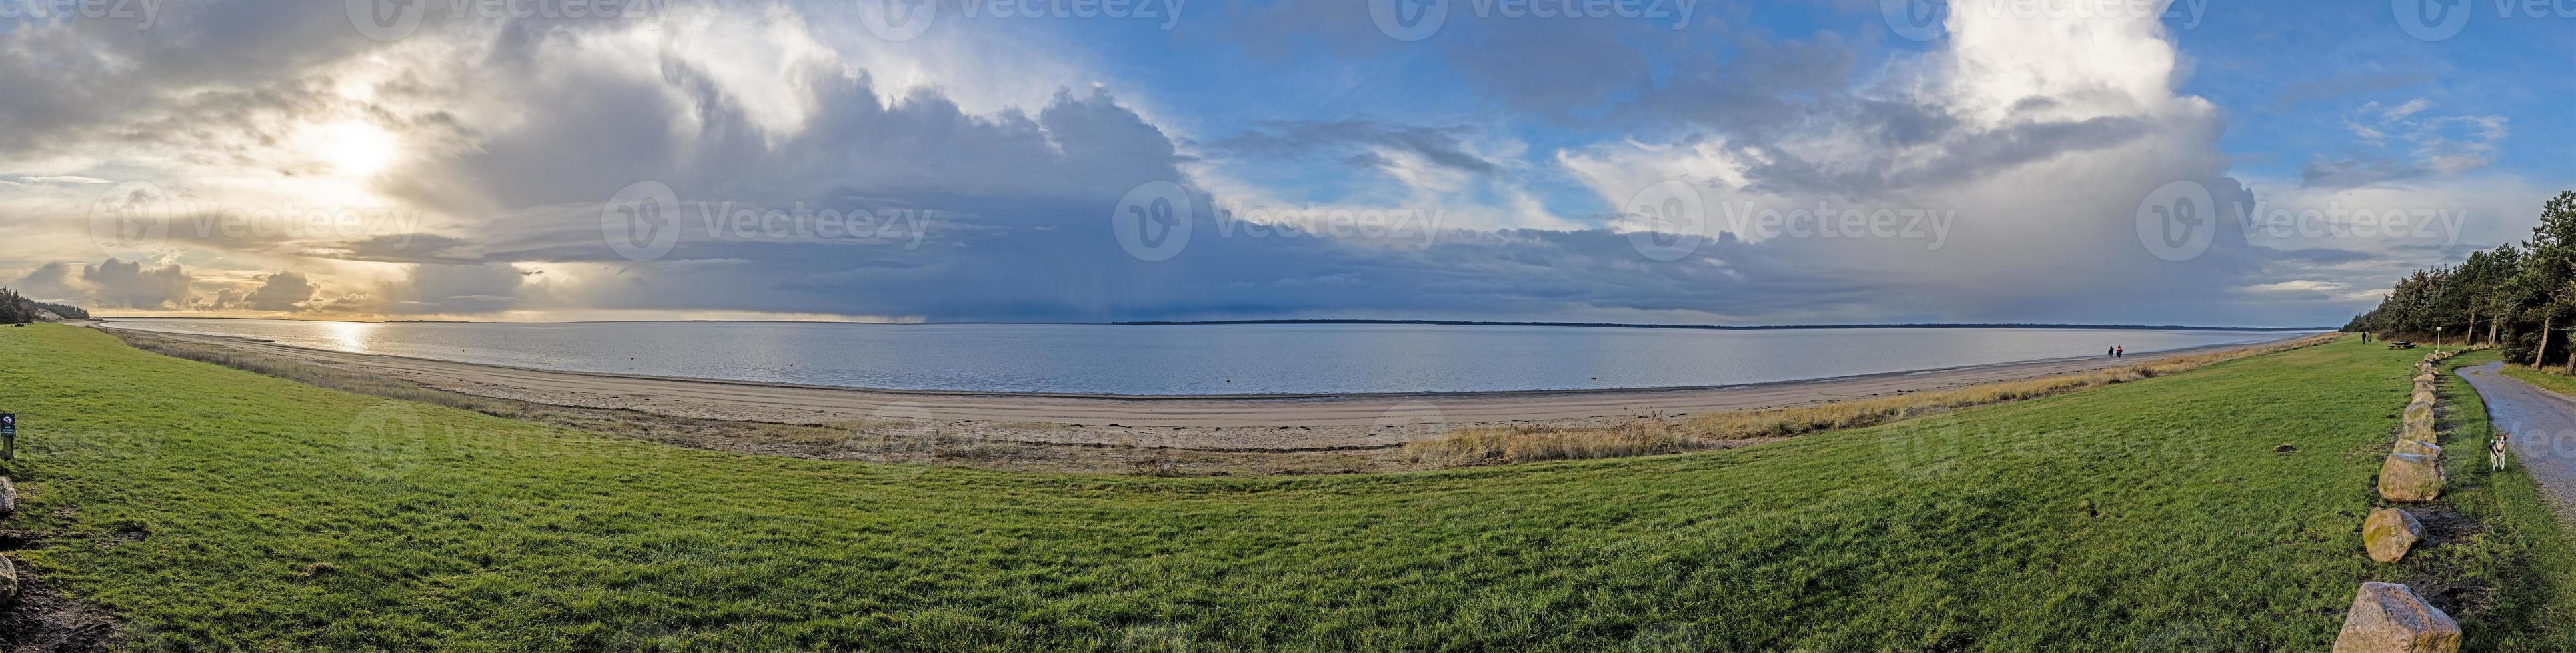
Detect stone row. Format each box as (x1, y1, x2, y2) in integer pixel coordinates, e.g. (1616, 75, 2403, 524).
(2339, 348, 2465, 652)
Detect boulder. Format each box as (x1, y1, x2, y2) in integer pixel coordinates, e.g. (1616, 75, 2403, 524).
(2403, 402, 2433, 422)
(2333, 582, 2461, 652)
(2362, 508, 2425, 563)
(2415, 372, 2439, 384)
(0, 476, 13, 514)
(2395, 439, 2441, 458)
(0, 556, 12, 604)
(2401, 416, 2437, 443)
(2412, 390, 2437, 406)
(2380, 452, 2444, 502)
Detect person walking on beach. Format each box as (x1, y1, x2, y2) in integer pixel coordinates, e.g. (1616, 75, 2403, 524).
(2115, 346, 2124, 358)
(2108, 345, 2116, 358)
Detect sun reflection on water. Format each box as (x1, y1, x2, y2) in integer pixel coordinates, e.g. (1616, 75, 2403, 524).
(321, 321, 380, 353)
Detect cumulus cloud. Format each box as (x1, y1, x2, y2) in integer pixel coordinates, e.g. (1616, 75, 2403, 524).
(0, 0, 2505, 326)
(15, 259, 193, 309)
(240, 271, 318, 312)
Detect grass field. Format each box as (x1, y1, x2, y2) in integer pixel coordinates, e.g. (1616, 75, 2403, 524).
(1, 325, 2571, 650)
(2434, 350, 2576, 650)
(2498, 361, 2576, 397)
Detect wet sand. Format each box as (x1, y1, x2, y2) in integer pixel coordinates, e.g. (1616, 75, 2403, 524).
(101, 325, 2314, 451)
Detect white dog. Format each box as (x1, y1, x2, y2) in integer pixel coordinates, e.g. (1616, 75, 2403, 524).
(2491, 432, 2511, 471)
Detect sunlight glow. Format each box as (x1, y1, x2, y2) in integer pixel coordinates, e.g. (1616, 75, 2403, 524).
(312, 122, 398, 177)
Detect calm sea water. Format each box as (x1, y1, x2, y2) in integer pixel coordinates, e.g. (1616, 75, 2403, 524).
(99, 319, 2306, 396)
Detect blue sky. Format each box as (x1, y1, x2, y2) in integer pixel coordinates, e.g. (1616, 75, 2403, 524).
(0, 0, 2566, 326)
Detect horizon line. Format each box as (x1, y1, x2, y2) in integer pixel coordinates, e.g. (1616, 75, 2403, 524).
(89, 315, 2337, 331)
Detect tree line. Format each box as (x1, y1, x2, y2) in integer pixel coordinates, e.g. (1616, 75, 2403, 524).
(0, 287, 89, 324)
(2346, 191, 2576, 368)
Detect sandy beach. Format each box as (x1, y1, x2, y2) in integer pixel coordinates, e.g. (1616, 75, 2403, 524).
(103, 325, 2314, 452)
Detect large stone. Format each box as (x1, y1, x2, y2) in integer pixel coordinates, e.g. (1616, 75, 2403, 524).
(2412, 389, 2437, 406)
(2403, 401, 2433, 422)
(2333, 582, 2461, 652)
(2395, 439, 2442, 458)
(2414, 373, 2437, 384)
(0, 556, 13, 603)
(2380, 452, 2444, 502)
(2402, 417, 2437, 443)
(0, 476, 13, 514)
(2362, 508, 2425, 563)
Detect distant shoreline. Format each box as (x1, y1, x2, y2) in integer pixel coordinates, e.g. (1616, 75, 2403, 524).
(100, 327, 2322, 440)
(93, 315, 2333, 332)
(1109, 319, 2329, 332)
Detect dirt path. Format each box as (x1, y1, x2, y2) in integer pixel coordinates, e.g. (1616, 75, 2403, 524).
(106, 326, 2311, 451)
(2456, 362, 2576, 522)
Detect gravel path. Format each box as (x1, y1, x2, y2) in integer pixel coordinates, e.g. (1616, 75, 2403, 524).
(2457, 362, 2576, 522)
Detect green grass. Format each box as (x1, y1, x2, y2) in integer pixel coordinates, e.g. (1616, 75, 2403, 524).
(0, 325, 2568, 650)
(2498, 362, 2576, 396)
(2433, 351, 2576, 650)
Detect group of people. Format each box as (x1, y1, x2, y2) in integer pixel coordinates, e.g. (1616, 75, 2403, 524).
(2106, 345, 2125, 358)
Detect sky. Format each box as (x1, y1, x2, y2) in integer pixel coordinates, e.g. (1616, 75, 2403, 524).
(0, 0, 2567, 326)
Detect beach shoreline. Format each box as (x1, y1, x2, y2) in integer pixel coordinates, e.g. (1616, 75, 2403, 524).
(95, 323, 2317, 452)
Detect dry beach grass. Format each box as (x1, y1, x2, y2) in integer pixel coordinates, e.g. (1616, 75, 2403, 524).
(1404, 332, 2339, 464)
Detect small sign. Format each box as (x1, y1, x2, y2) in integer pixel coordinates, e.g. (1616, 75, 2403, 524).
(1, 412, 13, 436)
